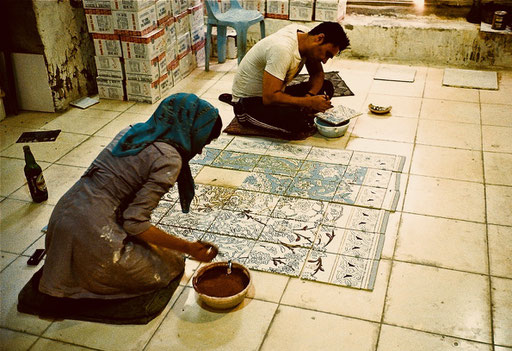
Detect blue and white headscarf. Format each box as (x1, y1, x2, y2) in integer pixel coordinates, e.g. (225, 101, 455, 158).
(112, 93, 221, 213)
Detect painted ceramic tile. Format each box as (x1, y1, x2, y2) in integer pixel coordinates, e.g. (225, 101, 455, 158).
(272, 197, 327, 224)
(350, 151, 404, 172)
(159, 205, 219, 231)
(342, 165, 369, 185)
(285, 178, 338, 201)
(245, 241, 309, 277)
(225, 136, 273, 154)
(207, 135, 233, 150)
(161, 186, 179, 202)
(190, 164, 203, 177)
(306, 147, 353, 165)
(337, 230, 385, 260)
(331, 255, 380, 290)
(189, 184, 235, 211)
(211, 150, 260, 171)
(323, 203, 385, 233)
(301, 250, 338, 283)
(201, 233, 256, 263)
(239, 172, 293, 195)
(208, 209, 268, 239)
(150, 199, 175, 224)
(332, 181, 360, 205)
(259, 218, 320, 248)
(190, 148, 221, 165)
(156, 224, 206, 241)
(254, 155, 303, 177)
(333, 184, 387, 209)
(223, 189, 280, 215)
(297, 161, 347, 182)
(313, 225, 345, 253)
(315, 105, 362, 125)
(363, 169, 392, 188)
(265, 142, 312, 159)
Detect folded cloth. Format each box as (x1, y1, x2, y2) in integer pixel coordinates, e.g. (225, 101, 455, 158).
(17, 267, 183, 325)
(223, 116, 316, 140)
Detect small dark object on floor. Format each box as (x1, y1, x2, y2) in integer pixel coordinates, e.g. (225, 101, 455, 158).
(27, 249, 46, 266)
(17, 267, 183, 324)
(17, 130, 61, 143)
(223, 117, 316, 140)
(218, 93, 235, 106)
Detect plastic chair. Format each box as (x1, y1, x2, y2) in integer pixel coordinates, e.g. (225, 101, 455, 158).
(204, 0, 265, 71)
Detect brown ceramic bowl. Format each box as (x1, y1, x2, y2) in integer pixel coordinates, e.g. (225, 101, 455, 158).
(192, 261, 251, 310)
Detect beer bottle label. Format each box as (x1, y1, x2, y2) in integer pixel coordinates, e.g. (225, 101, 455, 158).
(35, 173, 47, 192)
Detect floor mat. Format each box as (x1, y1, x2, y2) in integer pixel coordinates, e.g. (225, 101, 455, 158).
(374, 66, 416, 82)
(16, 130, 61, 143)
(154, 136, 406, 291)
(289, 71, 354, 97)
(442, 68, 498, 90)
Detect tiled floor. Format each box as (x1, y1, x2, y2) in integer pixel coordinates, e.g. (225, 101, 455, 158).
(1, 58, 511, 350)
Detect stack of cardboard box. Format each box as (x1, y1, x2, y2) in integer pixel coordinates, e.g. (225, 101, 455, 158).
(85, 0, 206, 103)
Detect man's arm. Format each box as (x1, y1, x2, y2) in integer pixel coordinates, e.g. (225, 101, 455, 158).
(261, 71, 332, 112)
(305, 59, 325, 95)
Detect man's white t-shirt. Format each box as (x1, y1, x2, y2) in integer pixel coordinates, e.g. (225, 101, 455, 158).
(232, 24, 310, 99)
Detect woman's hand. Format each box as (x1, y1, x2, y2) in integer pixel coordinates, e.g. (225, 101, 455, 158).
(187, 241, 218, 262)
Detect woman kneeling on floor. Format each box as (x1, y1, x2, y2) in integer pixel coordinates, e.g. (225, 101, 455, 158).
(18, 93, 221, 324)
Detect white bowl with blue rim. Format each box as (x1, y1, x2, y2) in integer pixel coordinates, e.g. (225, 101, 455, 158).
(314, 117, 350, 138)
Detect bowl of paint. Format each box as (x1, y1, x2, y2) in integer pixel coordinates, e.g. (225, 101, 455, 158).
(314, 117, 350, 138)
(192, 261, 251, 310)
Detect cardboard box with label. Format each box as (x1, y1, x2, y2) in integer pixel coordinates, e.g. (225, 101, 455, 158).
(159, 73, 173, 96)
(113, 6, 157, 36)
(167, 57, 181, 84)
(241, 0, 265, 15)
(175, 10, 190, 36)
(85, 9, 115, 34)
(177, 32, 192, 58)
(97, 77, 125, 100)
(179, 51, 194, 78)
(126, 79, 161, 103)
(124, 56, 160, 81)
(192, 39, 205, 68)
(156, 0, 172, 24)
(161, 16, 177, 47)
(266, 0, 289, 19)
(92, 33, 123, 56)
(95, 56, 125, 79)
(83, 0, 112, 9)
(121, 27, 166, 59)
(111, 0, 155, 11)
(190, 25, 205, 47)
(188, 3, 204, 29)
(315, 0, 346, 22)
(289, 0, 313, 21)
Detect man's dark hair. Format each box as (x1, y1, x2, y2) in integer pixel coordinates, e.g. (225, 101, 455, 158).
(309, 22, 350, 52)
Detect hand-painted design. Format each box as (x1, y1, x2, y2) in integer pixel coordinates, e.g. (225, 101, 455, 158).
(331, 256, 379, 290)
(225, 136, 273, 154)
(306, 147, 353, 165)
(285, 178, 338, 201)
(190, 184, 235, 211)
(201, 233, 256, 263)
(265, 143, 312, 160)
(350, 151, 401, 171)
(300, 250, 338, 283)
(206, 135, 233, 150)
(223, 189, 280, 215)
(363, 169, 392, 188)
(245, 242, 309, 277)
(338, 230, 384, 260)
(150, 199, 175, 224)
(342, 165, 368, 185)
(332, 181, 360, 205)
(156, 224, 206, 242)
(159, 205, 219, 231)
(355, 186, 387, 209)
(190, 164, 204, 177)
(208, 209, 268, 239)
(323, 203, 383, 232)
(313, 225, 344, 253)
(211, 150, 260, 171)
(254, 155, 303, 177)
(240, 172, 293, 195)
(272, 197, 327, 224)
(315, 105, 362, 125)
(297, 161, 347, 182)
(190, 148, 221, 165)
(260, 218, 320, 248)
(161, 187, 179, 202)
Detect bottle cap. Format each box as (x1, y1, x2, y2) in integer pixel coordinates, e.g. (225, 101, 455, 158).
(23, 145, 30, 151)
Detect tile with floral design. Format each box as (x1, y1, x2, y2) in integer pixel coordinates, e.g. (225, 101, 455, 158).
(297, 161, 347, 182)
(272, 197, 328, 224)
(239, 172, 293, 195)
(159, 205, 219, 231)
(259, 218, 320, 248)
(156, 224, 206, 242)
(151, 199, 176, 224)
(190, 164, 204, 177)
(207, 135, 233, 150)
(225, 136, 273, 154)
(245, 241, 310, 277)
(254, 155, 303, 177)
(314, 226, 384, 260)
(223, 189, 280, 215)
(331, 255, 380, 290)
(265, 142, 312, 159)
(211, 150, 260, 171)
(323, 203, 389, 233)
(201, 233, 256, 263)
(208, 209, 268, 239)
(285, 178, 338, 201)
(189, 184, 235, 211)
(306, 147, 353, 165)
(350, 151, 405, 172)
(190, 148, 221, 165)
(301, 250, 338, 283)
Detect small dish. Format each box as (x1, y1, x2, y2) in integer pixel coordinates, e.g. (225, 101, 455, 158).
(369, 104, 392, 114)
(314, 117, 349, 138)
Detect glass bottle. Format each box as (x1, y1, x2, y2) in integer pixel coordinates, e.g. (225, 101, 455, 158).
(23, 145, 48, 203)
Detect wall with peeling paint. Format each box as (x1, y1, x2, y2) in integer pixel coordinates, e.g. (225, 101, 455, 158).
(247, 17, 512, 69)
(32, 0, 96, 111)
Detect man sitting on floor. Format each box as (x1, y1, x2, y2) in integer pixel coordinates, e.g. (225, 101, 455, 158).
(223, 21, 350, 139)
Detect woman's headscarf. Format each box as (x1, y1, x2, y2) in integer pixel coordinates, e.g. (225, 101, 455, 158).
(111, 93, 221, 213)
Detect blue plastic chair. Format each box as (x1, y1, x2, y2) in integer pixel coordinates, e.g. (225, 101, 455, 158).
(204, 0, 265, 71)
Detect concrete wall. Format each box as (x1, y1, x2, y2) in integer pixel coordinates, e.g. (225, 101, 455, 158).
(247, 17, 512, 69)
